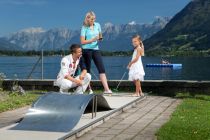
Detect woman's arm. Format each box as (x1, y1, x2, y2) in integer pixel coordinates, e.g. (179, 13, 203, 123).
(80, 26, 99, 45)
(80, 36, 98, 45)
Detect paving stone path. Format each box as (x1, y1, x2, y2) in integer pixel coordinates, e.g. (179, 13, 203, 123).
(0, 106, 29, 128)
(76, 96, 181, 140)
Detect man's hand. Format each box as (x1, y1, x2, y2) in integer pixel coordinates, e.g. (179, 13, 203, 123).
(75, 79, 83, 86)
(79, 69, 87, 81)
(65, 75, 83, 86)
(79, 75, 85, 80)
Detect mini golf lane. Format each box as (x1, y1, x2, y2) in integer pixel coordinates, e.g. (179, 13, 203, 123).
(0, 92, 145, 140)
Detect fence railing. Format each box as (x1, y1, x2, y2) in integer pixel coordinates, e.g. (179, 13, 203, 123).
(27, 49, 44, 80)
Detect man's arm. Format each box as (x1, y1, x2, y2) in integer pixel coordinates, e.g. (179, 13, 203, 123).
(65, 75, 82, 86)
(80, 70, 87, 80)
(61, 58, 82, 85)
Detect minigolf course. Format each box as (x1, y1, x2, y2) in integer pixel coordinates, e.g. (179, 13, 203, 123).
(11, 92, 111, 132)
(0, 92, 145, 140)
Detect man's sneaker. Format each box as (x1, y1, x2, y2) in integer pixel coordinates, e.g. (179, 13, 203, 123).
(89, 89, 94, 94)
(59, 89, 64, 93)
(59, 88, 69, 93)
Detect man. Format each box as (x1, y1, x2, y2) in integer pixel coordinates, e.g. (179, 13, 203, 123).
(161, 59, 170, 64)
(55, 44, 91, 94)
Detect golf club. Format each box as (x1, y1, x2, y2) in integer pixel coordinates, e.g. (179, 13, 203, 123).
(113, 71, 127, 92)
(91, 69, 99, 80)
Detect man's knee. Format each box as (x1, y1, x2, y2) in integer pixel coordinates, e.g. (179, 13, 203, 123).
(60, 79, 72, 89)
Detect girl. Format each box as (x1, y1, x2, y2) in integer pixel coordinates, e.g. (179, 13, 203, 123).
(127, 35, 145, 97)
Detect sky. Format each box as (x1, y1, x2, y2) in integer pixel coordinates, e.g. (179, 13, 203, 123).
(0, 0, 191, 36)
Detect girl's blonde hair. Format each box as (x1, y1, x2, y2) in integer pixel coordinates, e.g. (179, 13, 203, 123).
(83, 11, 96, 26)
(132, 34, 144, 56)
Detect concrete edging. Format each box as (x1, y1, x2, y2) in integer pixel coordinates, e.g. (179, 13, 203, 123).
(2, 79, 210, 96)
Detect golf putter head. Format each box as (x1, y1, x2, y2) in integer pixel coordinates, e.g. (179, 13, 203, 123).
(113, 88, 119, 92)
(113, 89, 117, 92)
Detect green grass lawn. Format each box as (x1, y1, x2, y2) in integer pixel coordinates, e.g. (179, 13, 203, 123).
(156, 93, 210, 140)
(0, 91, 42, 113)
(0, 89, 107, 113)
(1, 89, 210, 140)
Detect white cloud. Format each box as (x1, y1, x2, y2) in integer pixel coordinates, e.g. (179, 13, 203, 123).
(128, 21, 136, 25)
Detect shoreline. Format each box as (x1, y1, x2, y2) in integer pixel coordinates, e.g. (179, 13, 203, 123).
(1, 50, 210, 57)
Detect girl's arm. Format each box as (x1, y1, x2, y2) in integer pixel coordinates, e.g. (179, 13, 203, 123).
(141, 43, 145, 56)
(128, 47, 143, 68)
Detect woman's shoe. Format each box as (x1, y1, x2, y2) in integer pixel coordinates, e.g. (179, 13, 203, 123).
(103, 89, 113, 95)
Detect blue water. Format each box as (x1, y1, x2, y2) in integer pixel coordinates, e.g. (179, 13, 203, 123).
(0, 56, 210, 80)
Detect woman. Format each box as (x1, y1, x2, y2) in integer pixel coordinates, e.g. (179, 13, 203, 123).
(80, 11, 112, 94)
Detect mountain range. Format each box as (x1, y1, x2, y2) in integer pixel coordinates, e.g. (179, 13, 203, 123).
(144, 0, 210, 55)
(0, 16, 171, 51)
(1, 0, 210, 56)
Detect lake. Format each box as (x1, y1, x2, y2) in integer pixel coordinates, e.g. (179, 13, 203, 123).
(0, 56, 210, 80)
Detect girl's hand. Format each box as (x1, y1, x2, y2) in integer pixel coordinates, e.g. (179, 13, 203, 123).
(127, 63, 132, 69)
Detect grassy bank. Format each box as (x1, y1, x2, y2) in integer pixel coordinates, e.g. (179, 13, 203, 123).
(0, 91, 42, 113)
(156, 93, 210, 140)
(0, 90, 106, 113)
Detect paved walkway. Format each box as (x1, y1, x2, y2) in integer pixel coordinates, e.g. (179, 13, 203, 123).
(0, 106, 29, 128)
(0, 96, 181, 140)
(76, 96, 181, 140)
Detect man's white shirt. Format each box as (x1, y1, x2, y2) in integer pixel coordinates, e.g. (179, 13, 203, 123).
(57, 54, 80, 81)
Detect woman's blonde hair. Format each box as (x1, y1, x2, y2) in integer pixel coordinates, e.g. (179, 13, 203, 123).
(83, 11, 96, 26)
(132, 34, 144, 56)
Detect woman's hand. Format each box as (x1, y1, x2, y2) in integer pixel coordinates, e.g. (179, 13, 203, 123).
(81, 36, 99, 44)
(91, 36, 99, 42)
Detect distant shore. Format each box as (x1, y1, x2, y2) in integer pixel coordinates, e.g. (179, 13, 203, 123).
(0, 50, 133, 57)
(0, 49, 210, 57)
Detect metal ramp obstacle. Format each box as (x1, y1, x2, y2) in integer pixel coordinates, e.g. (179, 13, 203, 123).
(11, 92, 111, 132)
